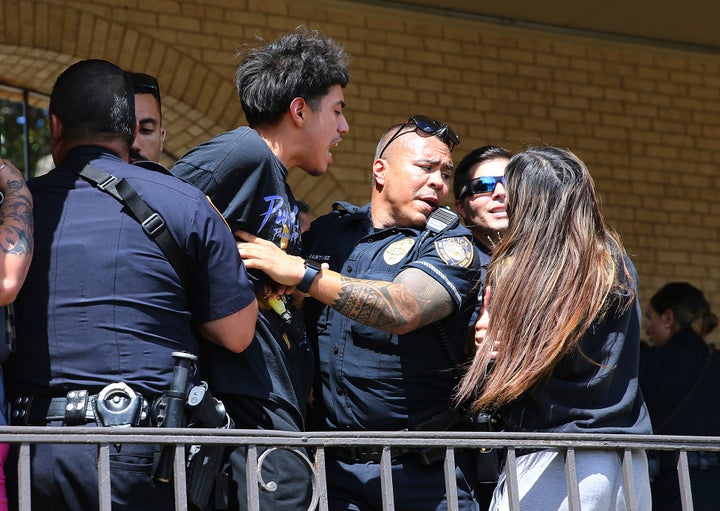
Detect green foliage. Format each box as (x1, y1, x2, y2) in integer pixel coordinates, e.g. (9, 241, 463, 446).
(0, 98, 52, 178)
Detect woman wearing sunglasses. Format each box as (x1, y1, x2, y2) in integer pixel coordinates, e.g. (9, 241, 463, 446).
(456, 146, 652, 511)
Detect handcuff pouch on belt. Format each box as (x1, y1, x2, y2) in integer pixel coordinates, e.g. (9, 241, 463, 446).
(94, 382, 147, 427)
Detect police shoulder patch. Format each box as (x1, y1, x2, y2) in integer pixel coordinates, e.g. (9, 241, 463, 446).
(383, 238, 415, 265)
(434, 237, 473, 267)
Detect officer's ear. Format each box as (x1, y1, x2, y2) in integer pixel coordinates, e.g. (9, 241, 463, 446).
(372, 158, 387, 189)
(50, 114, 64, 143)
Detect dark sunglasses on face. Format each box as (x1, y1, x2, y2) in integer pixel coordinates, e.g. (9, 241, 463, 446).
(131, 72, 160, 94)
(459, 175, 506, 198)
(378, 114, 460, 159)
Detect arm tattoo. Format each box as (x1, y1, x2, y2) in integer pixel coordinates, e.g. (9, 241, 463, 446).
(334, 276, 412, 331)
(333, 268, 454, 333)
(0, 175, 34, 256)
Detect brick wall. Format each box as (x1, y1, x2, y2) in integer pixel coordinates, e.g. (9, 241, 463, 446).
(2, 0, 720, 343)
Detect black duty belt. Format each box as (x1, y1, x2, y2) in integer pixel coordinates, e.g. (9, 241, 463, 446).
(328, 445, 414, 464)
(10, 382, 150, 427)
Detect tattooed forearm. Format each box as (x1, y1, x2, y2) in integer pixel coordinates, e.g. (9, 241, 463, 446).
(0, 164, 34, 256)
(332, 268, 454, 334)
(333, 276, 413, 332)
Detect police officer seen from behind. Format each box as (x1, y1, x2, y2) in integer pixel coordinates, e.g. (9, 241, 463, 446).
(4, 59, 258, 511)
(237, 115, 482, 511)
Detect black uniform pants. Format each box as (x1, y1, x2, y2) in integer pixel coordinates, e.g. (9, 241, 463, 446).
(6, 422, 175, 511)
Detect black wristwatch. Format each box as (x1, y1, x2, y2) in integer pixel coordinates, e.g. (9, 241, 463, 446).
(297, 259, 322, 293)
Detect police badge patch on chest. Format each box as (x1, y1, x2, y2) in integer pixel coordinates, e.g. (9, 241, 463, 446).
(383, 238, 415, 265)
(434, 237, 473, 267)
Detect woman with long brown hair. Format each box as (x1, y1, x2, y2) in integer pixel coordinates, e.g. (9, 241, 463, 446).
(456, 147, 651, 510)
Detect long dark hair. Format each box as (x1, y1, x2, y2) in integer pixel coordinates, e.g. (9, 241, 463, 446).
(456, 147, 633, 412)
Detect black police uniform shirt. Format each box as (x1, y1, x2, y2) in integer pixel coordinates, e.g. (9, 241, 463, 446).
(497, 252, 652, 436)
(6, 146, 256, 399)
(302, 202, 482, 431)
(172, 127, 313, 428)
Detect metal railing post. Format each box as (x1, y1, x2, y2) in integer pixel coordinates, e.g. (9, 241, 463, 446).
(17, 443, 31, 511)
(677, 450, 694, 511)
(505, 447, 521, 511)
(564, 448, 581, 511)
(98, 443, 112, 511)
(246, 444, 260, 511)
(379, 445, 395, 511)
(443, 447, 459, 511)
(620, 449, 638, 511)
(173, 444, 188, 511)
(314, 446, 330, 511)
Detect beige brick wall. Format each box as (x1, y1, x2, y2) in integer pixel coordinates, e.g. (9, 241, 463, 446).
(2, 0, 720, 343)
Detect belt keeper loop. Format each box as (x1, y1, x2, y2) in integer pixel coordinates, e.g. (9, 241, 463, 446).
(64, 389, 90, 425)
(11, 396, 33, 426)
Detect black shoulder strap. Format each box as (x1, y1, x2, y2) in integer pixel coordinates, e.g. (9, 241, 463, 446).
(75, 164, 189, 289)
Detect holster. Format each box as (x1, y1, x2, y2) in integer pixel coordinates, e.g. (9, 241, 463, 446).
(407, 406, 503, 482)
(472, 412, 503, 483)
(407, 404, 473, 466)
(185, 382, 234, 511)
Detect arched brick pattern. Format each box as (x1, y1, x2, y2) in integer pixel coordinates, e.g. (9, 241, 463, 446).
(0, 0, 358, 208)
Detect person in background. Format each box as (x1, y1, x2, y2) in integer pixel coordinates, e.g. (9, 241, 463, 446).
(640, 282, 720, 511)
(453, 145, 512, 377)
(457, 146, 651, 511)
(4, 59, 257, 510)
(172, 27, 350, 510)
(129, 71, 166, 164)
(0, 157, 33, 511)
(237, 115, 482, 511)
(453, 145, 510, 272)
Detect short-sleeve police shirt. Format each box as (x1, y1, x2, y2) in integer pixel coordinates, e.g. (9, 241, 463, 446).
(303, 202, 482, 431)
(6, 147, 256, 398)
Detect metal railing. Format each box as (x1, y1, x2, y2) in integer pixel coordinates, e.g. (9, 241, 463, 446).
(1, 426, 717, 511)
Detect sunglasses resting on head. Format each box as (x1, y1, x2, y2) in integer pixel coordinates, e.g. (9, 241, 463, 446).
(378, 114, 460, 159)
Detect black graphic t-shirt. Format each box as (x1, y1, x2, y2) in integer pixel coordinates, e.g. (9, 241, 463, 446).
(172, 127, 312, 429)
